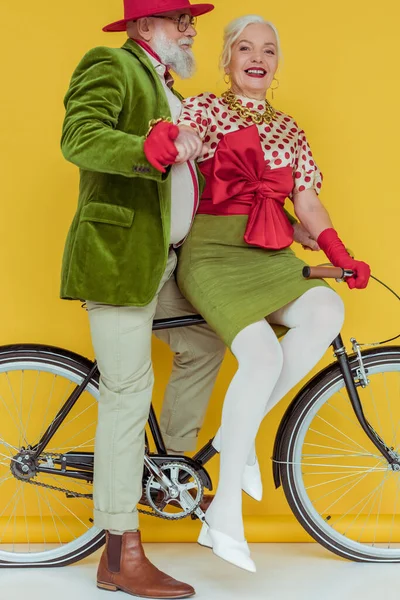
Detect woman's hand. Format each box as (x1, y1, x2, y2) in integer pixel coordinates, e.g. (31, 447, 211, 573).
(174, 127, 203, 164)
(293, 223, 320, 251)
(294, 189, 371, 289)
(317, 229, 371, 289)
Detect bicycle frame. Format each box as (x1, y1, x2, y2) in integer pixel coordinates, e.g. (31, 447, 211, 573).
(29, 317, 397, 486)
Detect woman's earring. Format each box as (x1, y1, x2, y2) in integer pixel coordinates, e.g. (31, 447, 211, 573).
(270, 77, 280, 100)
(224, 73, 231, 86)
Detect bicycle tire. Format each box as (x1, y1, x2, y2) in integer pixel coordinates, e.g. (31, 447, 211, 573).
(280, 346, 400, 562)
(0, 344, 105, 567)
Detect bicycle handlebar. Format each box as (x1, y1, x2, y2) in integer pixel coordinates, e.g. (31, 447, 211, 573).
(302, 266, 354, 280)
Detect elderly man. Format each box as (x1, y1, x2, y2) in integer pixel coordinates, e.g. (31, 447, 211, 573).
(60, 0, 224, 597)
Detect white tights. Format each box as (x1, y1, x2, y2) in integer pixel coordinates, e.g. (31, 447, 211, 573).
(206, 287, 345, 541)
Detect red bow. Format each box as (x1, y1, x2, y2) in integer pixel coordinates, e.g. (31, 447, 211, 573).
(211, 125, 294, 249)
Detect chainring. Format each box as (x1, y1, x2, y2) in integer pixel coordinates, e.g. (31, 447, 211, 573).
(144, 461, 204, 520)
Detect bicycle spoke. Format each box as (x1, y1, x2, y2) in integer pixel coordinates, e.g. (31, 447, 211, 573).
(34, 486, 47, 548)
(5, 373, 28, 447)
(52, 399, 97, 435)
(47, 444, 95, 452)
(367, 379, 384, 445)
(38, 374, 58, 442)
(356, 474, 385, 543)
(0, 439, 19, 453)
(0, 475, 14, 486)
(46, 437, 95, 455)
(343, 471, 390, 539)
(0, 486, 23, 543)
(23, 370, 40, 446)
(36, 486, 63, 546)
(306, 468, 385, 492)
(303, 442, 383, 459)
(310, 469, 381, 502)
(314, 414, 372, 455)
(326, 394, 362, 428)
(21, 490, 30, 553)
(0, 485, 23, 520)
(308, 428, 365, 453)
(322, 461, 383, 518)
(388, 475, 400, 547)
(0, 452, 23, 464)
(0, 388, 25, 446)
(48, 422, 97, 451)
(372, 469, 389, 546)
(19, 371, 24, 447)
(45, 488, 91, 532)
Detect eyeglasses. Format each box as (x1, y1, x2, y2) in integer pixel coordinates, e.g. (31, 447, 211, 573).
(151, 14, 197, 33)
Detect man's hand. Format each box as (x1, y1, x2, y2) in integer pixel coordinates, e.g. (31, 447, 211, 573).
(143, 121, 179, 173)
(175, 127, 203, 164)
(293, 222, 320, 251)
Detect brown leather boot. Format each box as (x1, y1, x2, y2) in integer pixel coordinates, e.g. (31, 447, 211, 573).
(97, 531, 195, 598)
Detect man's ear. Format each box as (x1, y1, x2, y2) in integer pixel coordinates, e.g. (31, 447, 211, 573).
(136, 17, 153, 42)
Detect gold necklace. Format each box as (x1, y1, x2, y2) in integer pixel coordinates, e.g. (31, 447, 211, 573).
(221, 90, 276, 125)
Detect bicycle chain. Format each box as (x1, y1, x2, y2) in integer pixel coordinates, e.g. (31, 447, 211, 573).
(22, 453, 93, 499)
(22, 453, 175, 519)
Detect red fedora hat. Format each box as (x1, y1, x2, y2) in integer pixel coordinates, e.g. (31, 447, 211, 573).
(103, 0, 214, 32)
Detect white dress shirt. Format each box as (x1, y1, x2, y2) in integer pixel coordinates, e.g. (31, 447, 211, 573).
(143, 49, 199, 245)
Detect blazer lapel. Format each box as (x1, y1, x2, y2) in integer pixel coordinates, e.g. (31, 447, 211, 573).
(121, 38, 172, 119)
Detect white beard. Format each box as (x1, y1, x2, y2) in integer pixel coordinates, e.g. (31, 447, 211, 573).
(152, 30, 196, 79)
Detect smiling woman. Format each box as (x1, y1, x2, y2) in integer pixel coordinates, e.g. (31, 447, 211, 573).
(221, 16, 281, 72)
(175, 12, 371, 573)
(225, 21, 278, 99)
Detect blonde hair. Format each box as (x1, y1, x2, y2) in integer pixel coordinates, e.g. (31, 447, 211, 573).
(220, 15, 281, 71)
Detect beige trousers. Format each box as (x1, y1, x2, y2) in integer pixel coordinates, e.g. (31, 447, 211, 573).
(87, 251, 225, 531)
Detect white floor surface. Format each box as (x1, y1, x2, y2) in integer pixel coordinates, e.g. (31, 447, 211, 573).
(0, 543, 398, 600)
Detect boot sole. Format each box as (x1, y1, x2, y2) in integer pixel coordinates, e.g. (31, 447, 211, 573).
(97, 581, 195, 598)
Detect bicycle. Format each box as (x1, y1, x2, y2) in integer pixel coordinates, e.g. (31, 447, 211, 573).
(0, 266, 399, 567)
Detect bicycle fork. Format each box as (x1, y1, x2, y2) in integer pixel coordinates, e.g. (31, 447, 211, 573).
(332, 335, 400, 469)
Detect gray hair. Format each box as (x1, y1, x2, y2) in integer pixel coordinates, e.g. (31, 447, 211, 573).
(220, 15, 281, 71)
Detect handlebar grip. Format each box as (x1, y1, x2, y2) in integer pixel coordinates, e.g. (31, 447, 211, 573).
(302, 266, 346, 279)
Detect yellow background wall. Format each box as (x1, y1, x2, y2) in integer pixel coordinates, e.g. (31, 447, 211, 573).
(0, 0, 399, 541)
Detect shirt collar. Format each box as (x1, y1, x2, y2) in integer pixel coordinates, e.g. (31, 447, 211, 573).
(133, 39, 175, 89)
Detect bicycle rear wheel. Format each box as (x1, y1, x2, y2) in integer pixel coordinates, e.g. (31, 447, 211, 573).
(0, 344, 104, 567)
(280, 346, 400, 562)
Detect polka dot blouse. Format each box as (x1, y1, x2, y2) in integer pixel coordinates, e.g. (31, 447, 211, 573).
(179, 92, 323, 196)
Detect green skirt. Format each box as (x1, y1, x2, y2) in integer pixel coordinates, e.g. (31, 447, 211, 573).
(177, 215, 329, 348)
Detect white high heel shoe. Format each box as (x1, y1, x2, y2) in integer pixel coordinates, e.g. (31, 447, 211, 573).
(198, 522, 256, 572)
(212, 431, 263, 502)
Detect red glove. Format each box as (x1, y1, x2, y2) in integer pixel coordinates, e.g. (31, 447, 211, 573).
(317, 228, 371, 289)
(144, 121, 179, 173)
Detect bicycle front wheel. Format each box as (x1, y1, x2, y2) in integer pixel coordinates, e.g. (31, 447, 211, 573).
(280, 346, 400, 562)
(0, 344, 104, 567)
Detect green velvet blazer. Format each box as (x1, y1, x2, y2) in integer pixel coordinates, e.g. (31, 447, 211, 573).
(60, 39, 203, 305)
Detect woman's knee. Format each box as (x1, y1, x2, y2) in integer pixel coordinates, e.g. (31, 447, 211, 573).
(302, 288, 345, 337)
